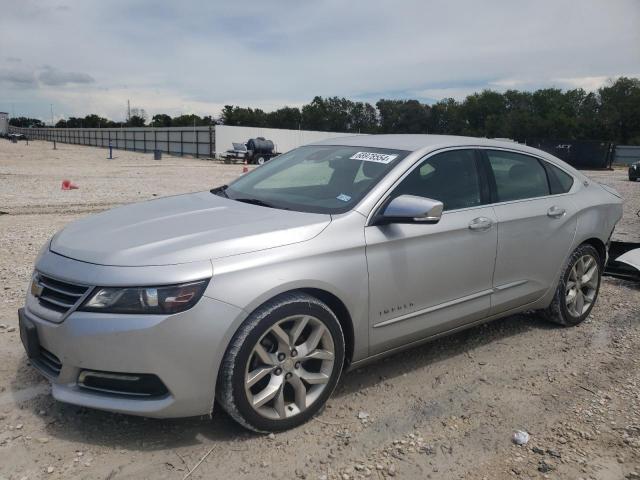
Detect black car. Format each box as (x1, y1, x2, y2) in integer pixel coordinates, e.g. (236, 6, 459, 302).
(630, 161, 640, 181)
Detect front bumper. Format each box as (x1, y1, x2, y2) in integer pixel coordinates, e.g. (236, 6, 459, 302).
(20, 283, 246, 418)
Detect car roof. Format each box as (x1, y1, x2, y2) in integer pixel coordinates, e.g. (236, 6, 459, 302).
(309, 134, 586, 180)
(311, 134, 544, 156)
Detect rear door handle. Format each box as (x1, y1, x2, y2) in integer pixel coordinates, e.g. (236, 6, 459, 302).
(468, 217, 493, 231)
(547, 206, 566, 218)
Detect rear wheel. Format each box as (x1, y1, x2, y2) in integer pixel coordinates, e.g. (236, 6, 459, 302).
(217, 293, 345, 432)
(256, 156, 266, 165)
(543, 244, 602, 326)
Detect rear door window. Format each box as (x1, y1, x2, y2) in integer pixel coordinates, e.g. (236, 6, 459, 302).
(486, 150, 550, 202)
(543, 162, 574, 194)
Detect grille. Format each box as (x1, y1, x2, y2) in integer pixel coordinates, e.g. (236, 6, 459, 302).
(35, 347, 63, 377)
(35, 274, 90, 314)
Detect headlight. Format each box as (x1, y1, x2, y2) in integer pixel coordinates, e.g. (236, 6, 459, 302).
(79, 279, 209, 314)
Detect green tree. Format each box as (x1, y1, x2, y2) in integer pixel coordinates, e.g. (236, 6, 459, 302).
(171, 114, 202, 127)
(349, 102, 378, 133)
(267, 106, 302, 130)
(598, 77, 640, 144)
(8, 117, 45, 128)
(150, 114, 172, 127)
(126, 115, 146, 127)
(82, 114, 110, 128)
(429, 98, 465, 134)
(376, 99, 430, 134)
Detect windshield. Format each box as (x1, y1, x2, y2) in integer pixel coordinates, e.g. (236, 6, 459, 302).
(220, 145, 409, 214)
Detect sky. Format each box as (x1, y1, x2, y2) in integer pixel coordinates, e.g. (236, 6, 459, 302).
(0, 0, 639, 123)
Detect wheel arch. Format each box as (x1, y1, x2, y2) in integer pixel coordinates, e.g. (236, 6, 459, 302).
(580, 237, 607, 266)
(297, 288, 355, 368)
(236, 287, 355, 369)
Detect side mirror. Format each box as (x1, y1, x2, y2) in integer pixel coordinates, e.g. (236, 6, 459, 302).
(377, 195, 443, 224)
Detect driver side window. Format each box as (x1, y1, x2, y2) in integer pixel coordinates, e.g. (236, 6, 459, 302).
(391, 149, 482, 211)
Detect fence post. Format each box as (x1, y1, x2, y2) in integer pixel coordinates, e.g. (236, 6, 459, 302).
(195, 130, 199, 158)
(143, 130, 147, 153)
(209, 126, 213, 158)
(167, 130, 170, 155)
(180, 131, 183, 156)
(154, 129, 157, 152)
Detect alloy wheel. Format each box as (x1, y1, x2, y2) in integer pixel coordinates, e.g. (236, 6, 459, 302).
(244, 315, 335, 420)
(565, 254, 599, 317)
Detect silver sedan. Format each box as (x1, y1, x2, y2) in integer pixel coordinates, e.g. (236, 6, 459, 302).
(19, 135, 622, 432)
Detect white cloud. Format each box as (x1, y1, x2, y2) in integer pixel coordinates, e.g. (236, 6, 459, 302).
(0, 0, 638, 120)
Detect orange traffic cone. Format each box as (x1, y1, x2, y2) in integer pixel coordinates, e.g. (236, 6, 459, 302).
(61, 179, 79, 190)
(242, 159, 248, 173)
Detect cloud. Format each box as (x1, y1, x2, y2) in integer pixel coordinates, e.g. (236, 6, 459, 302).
(38, 66, 94, 86)
(0, 0, 638, 120)
(0, 69, 37, 88)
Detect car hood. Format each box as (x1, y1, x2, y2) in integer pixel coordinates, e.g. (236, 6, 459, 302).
(50, 192, 331, 266)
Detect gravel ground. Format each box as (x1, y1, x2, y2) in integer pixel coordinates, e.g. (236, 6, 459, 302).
(0, 140, 638, 480)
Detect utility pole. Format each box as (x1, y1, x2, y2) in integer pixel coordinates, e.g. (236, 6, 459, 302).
(127, 100, 131, 123)
(50, 104, 54, 127)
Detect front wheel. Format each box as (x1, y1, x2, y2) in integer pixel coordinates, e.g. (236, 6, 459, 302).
(543, 244, 602, 326)
(217, 293, 345, 432)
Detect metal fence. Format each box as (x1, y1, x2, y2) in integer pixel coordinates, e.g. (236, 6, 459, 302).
(8, 126, 215, 158)
(614, 145, 640, 165)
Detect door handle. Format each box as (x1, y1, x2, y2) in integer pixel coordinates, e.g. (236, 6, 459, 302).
(547, 206, 566, 218)
(468, 217, 493, 231)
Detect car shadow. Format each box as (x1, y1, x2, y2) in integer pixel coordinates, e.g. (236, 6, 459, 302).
(8, 311, 557, 451)
(334, 311, 556, 397)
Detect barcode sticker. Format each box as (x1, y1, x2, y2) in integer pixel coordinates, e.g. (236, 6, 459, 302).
(350, 151, 398, 164)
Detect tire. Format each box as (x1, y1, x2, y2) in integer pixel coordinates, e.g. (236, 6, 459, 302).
(630, 175, 637, 182)
(543, 244, 602, 326)
(217, 292, 345, 432)
(256, 156, 265, 165)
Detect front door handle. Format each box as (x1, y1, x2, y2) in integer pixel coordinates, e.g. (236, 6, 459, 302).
(547, 206, 566, 218)
(468, 217, 493, 231)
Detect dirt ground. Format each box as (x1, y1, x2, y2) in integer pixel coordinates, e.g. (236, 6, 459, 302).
(0, 139, 638, 480)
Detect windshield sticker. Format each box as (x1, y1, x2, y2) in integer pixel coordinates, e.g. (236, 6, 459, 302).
(350, 151, 398, 164)
(336, 193, 352, 202)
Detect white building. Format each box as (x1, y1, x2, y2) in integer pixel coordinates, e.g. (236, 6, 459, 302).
(0, 112, 8, 135)
(214, 125, 362, 156)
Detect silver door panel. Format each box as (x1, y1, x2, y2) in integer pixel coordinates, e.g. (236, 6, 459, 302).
(490, 196, 577, 314)
(366, 207, 497, 355)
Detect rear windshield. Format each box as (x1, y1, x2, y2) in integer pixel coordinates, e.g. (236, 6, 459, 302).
(222, 145, 409, 214)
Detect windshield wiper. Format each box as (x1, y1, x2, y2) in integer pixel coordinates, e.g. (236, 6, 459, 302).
(211, 185, 229, 198)
(212, 187, 287, 210)
(234, 197, 280, 209)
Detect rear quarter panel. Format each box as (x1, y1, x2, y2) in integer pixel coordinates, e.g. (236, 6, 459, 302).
(572, 182, 623, 252)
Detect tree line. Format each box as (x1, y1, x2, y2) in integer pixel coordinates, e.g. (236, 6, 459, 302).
(9, 76, 640, 145)
(220, 77, 640, 145)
